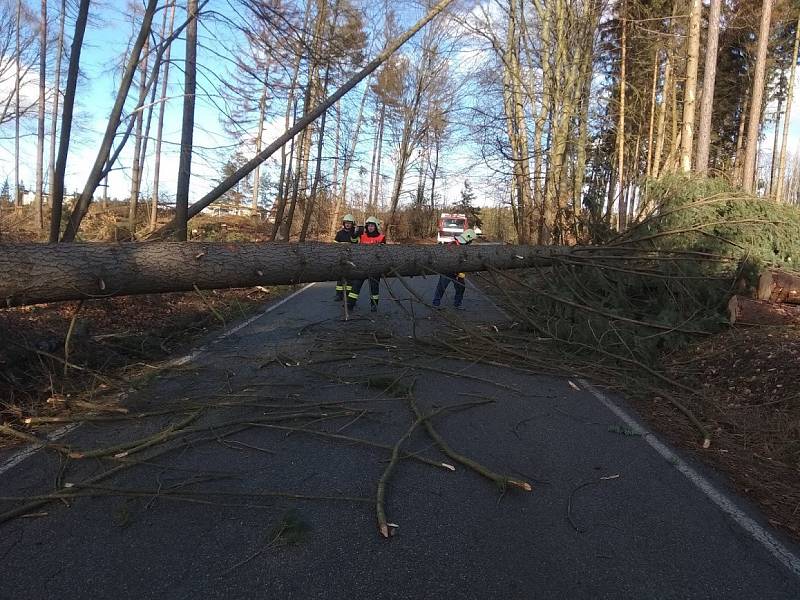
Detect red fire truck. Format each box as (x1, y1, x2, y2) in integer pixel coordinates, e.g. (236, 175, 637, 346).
(437, 213, 469, 244)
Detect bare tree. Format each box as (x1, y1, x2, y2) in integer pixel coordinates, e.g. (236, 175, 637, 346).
(150, 0, 176, 230)
(33, 0, 46, 229)
(50, 0, 90, 242)
(149, 0, 461, 237)
(47, 0, 66, 227)
(175, 0, 199, 241)
(742, 0, 774, 193)
(14, 0, 21, 207)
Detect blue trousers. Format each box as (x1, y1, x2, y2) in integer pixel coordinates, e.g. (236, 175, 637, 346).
(432, 273, 465, 307)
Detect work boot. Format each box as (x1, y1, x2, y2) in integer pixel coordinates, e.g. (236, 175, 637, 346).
(370, 302, 377, 313)
(453, 304, 465, 311)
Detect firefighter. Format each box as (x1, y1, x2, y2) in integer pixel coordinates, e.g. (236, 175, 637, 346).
(334, 214, 361, 305)
(355, 216, 386, 312)
(432, 228, 477, 310)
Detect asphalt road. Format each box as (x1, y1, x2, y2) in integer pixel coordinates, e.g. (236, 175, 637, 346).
(1, 275, 799, 599)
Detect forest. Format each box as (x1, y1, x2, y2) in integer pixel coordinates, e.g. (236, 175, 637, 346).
(0, 0, 797, 247)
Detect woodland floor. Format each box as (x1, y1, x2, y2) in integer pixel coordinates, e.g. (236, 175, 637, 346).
(658, 327, 800, 539)
(0, 287, 283, 431)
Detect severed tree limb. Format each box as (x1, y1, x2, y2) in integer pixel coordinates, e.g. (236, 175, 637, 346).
(408, 396, 531, 492)
(377, 415, 424, 538)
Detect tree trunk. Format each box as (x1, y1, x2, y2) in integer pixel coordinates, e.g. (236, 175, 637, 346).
(769, 94, 783, 195)
(742, 0, 774, 193)
(370, 102, 386, 211)
(50, 0, 90, 243)
(151, 0, 458, 238)
(366, 100, 381, 214)
(680, 0, 702, 173)
(775, 13, 800, 202)
(733, 91, 749, 180)
(331, 100, 341, 200)
(0, 242, 570, 308)
(757, 270, 800, 304)
(14, 0, 21, 208)
(47, 0, 67, 228)
(645, 47, 659, 179)
(34, 0, 47, 231)
(270, 97, 298, 240)
(128, 40, 150, 237)
(150, 0, 177, 231)
(652, 50, 671, 179)
(252, 82, 268, 213)
(728, 295, 800, 326)
(616, 10, 627, 230)
(695, 0, 722, 174)
(175, 0, 198, 241)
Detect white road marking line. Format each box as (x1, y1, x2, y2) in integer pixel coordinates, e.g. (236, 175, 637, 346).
(578, 378, 800, 579)
(0, 423, 79, 476)
(0, 283, 316, 476)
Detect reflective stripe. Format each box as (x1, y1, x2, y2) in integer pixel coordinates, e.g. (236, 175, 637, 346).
(335, 285, 344, 291)
(347, 292, 359, 300)
(345, 285, 353, 291)
(457, 272, 466, 279)
(370, 295, 380, 301)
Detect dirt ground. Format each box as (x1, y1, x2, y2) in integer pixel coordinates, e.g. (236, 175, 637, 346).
(656, 327, 800, 539)
(0, 287, 282, 431)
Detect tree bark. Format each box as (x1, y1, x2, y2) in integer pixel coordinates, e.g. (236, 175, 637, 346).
(252, 82, 268, 213)
(47, 0, 67, 226)
(680, 0, 702, 173)
(151, 0, 458, 238)
(742, 0, 774, 193)
(769, 94, 783, 195)
(366, 100, 381, 213)
(695, 0, 722, 174)
(728, 295, 800, 326)
(774, 12, 800, 202)
(0, 242, 569, 307)
(14, 0, 21, 208)
(757, 270, 800, 304)
(175, 0, 198, 241)
(50, 0, 90, 243)
(645, 47, 659, 179)
(128, 40, 150, 237)
(652, 49, 671, 179)
(616, 10, 627, 230)
(34, 0, 47, 230)
(150, 0, 177, 231)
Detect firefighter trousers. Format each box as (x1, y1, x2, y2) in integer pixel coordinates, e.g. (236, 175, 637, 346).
(432, 273, 465, 307)
(350, 277, 379, 306)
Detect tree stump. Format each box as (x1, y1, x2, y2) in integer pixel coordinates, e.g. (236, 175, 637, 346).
(728, 295, 800, 326)
(757, 270, 800, 304)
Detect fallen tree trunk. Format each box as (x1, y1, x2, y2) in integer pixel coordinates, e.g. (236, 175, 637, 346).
(0, 242, 569, 307)
(756, 270, 800, 304)
(728, 295, 800, 326)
